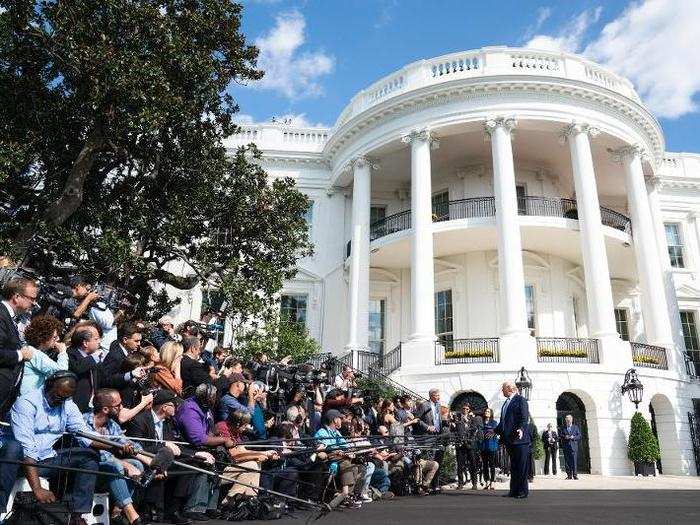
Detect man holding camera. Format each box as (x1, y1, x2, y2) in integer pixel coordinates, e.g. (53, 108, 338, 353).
(69, 276, 118, 351)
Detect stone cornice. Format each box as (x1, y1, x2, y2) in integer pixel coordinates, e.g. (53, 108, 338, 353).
(654, 177, 700, 191)
(324, 77, 665, 177)
(256, 152, 330, 170)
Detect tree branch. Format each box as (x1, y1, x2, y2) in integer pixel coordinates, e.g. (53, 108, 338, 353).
(44, 128, 105, 225)
(151, 268, 200, 290)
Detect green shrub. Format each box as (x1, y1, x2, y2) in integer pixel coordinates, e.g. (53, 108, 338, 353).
(530, 421, 544, 461)
(628, 412, 661, 463)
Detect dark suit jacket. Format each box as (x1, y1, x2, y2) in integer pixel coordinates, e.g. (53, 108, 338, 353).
(415, 400, 441, 434)
(0, 304, 24, 418)
(560, 424, 581, 452)
(180, 355, 212, 397)
(542, 429, 559, 449)
(102, 340, 127, 376)
(495, 394, 531, 446)
(67, 346, 103, 413)
(126, 409, 196, 457)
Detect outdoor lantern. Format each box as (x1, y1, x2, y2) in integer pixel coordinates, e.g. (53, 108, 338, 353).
(621, 368, 644, 409)
(515, 366, 532, 401)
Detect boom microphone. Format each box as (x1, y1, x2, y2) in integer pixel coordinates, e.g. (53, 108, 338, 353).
(139, 447, 175, 487)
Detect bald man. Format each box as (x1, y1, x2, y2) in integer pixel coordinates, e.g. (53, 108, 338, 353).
(494, 381, 531, 498)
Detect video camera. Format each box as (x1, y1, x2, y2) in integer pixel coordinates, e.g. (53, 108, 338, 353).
(0, 266, 74, 320)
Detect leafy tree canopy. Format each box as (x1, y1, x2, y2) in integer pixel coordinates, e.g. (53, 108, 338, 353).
(0, 1, 313, 324)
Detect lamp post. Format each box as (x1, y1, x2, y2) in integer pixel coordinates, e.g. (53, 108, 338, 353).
(515, 366, 532, 401)
(621, 368, 644, 410)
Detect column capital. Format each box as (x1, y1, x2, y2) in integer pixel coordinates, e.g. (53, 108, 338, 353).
(607, 144, 647, 163)
(484, 116, 517, 134)
(559, 121, 600, 144)
(401, 128, 440, 149)
(351, 155, 380, 171)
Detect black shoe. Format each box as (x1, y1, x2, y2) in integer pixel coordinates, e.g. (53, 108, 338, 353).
(165, 512, 193, 525)
(573, 475, 579, 480)
(566, 476, 572, 479)
(182, 512, 209, 522)
(514, 494, 528, 499)
(204, 510, 222, 519)
(502, 494, 514, 498)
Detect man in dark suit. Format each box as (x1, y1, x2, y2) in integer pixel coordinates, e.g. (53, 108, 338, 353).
(415, 388, 444, 490)
(67, 323, 105, 413)
(560, 414, 582, 479)
(0, 277, 38, 513)
(126, 390, 210, 525)
(494, 380, 531, 498)
(542, 423, 559, 475)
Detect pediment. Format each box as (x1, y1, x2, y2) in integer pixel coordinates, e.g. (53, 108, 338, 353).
(293, 267, 322, 282)
(676, 282, 700, 299)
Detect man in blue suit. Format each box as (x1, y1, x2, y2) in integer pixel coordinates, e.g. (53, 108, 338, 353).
(560, 414, 582, 479)
(494, 380, 531, 498)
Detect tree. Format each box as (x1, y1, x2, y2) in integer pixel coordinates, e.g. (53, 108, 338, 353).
(0, 1, 312, 322)
(628, 412, 661, 464)
(236, 317, 321, 364)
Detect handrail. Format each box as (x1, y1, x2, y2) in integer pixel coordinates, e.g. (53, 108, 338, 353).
(368, 196, 631, 242)
(435, 338, 499, 365)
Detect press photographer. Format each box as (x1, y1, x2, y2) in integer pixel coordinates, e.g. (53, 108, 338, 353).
(67, 276, 119, 350)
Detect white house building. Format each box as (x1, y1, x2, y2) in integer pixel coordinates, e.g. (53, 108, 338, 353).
(212, 47, 700, 477)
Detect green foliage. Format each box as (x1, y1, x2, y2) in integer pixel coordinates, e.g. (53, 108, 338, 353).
(628, 412, 661, 463)
(439, 445, 456, 484)
(235, 318, 320, 364)
(0, 1, 312, 322)
(355, 375, 400, 401)
(530, 421, 544, 461)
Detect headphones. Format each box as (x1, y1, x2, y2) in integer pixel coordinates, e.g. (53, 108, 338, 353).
(45, 370, 78, 390)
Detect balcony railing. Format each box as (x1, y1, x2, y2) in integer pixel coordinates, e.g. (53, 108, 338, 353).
(368, 196, 632, 242)
(370, 343, 402, 375)
(356, 350, 381, 373)
(536, 337, 600, 363)
(435, 338, 499, 365)
(631, 342, 668, 370)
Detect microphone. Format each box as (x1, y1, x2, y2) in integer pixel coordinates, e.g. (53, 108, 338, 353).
(139, 447, 175, 487)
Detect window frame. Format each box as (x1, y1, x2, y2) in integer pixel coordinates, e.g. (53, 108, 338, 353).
(368, 297, 386, 355)
(524, 284, 536, 336)
(614, 308, 630, 341)
(664, 222, 685, 269)
(280, 293, 309, 328)
(434, 289, 454, 346)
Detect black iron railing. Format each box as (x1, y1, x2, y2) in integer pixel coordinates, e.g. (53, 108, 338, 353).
(370, 210, 411, 241)
(631, 342, 668, 370)
(367, 196, 632, 242)
(356, 350, 381, 373)
(371, 343, 402, 375)
(689, 412, 700, 476)
(536, 337, 600, 363)
(435, 338, 499, 365)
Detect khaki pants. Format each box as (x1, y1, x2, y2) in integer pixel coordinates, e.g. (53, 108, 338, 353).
(415, 459, 439, 488)
(222, 461, 261, 497)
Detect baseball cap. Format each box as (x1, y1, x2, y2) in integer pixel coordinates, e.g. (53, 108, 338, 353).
(153, 389, 181, 407)
(227, 372, 250, 386)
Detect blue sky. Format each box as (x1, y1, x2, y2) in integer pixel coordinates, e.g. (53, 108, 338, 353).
(231, 0, 700, 153)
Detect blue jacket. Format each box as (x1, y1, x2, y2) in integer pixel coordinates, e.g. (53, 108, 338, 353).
(495, 394, 531, 446)
(560, 424, 581, 452)
(482, 419, 499, 452)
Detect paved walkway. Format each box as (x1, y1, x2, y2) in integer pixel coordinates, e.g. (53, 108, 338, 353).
(457, 472, 700, 490)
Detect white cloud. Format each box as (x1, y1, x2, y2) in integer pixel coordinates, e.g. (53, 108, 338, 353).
(525, 7, 602, 53)
(375, 0, 398, 29)
(525, 1, 700, 119)
(233, 112, 327, 128)
(233, 113, 255, 125)
(584, 0, 700, 119)
(253, 10, 335, 99)
(522, 6, 552, 41)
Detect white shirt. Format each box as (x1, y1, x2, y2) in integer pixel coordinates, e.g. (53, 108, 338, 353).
(501, 393, 517, 420)
(152, 410, 164, 441)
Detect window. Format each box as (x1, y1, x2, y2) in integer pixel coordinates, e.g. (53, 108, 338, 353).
(370, 206, 386, 226)
(281, 294, 308, 328)
(432, 190, 450, 221)
(516, 184, 527, 215)
(368, 299, 386, 354)
(681, 311, 700, 375)
(525, 285, 536, 336)
(665, 223, 685, 268)
(435, 290, 454, 347)
(615, 308, 630, 341)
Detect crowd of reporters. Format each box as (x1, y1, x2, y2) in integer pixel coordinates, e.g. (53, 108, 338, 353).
(0, 275, 519, 525)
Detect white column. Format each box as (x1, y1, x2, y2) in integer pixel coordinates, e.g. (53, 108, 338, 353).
(346, 156, 373, 352)
(485, 117, 529, 337)
(612, 145, 674, 346)
(401, 129, 438, 342)
(563, 123, 617, 339)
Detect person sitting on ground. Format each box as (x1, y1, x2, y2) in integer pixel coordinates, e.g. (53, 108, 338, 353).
(20, 315, 69, 395)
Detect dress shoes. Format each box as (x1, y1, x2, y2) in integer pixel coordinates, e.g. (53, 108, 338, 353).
(514, 494, 528, 499)
(182, 512, 209, 522)
(502, 494, 514, 498)
(165, 511, 193, 525)
(573, 475, 579, 480)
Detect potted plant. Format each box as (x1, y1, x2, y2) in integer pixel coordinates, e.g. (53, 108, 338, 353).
(628, 412, 660, 476)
